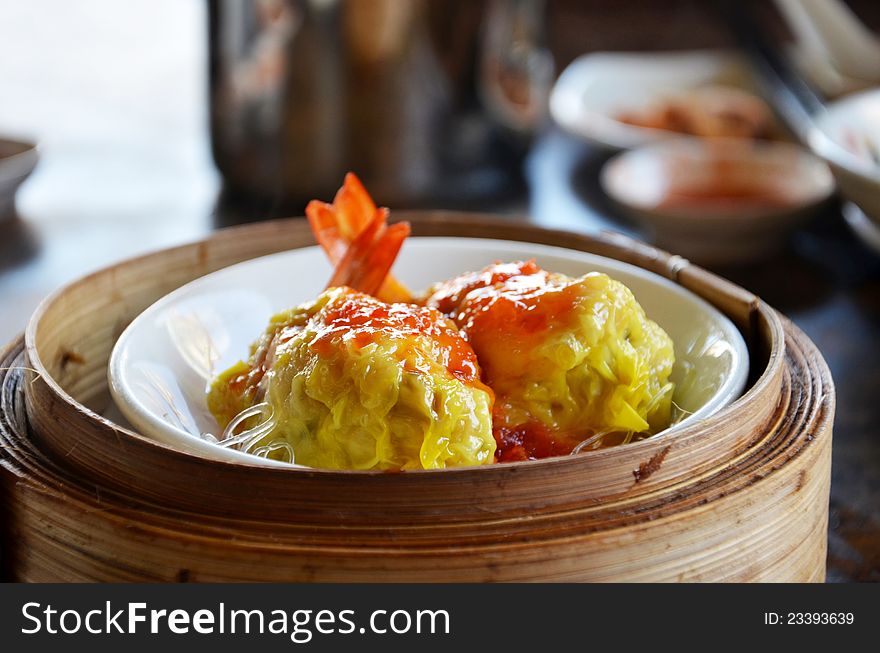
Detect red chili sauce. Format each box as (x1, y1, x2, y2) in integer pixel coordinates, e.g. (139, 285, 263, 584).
(493, 422, 582, 462)
(426, 261, 585, 462)
(655, 156, 799, 212)
(310, 291, 482, 385)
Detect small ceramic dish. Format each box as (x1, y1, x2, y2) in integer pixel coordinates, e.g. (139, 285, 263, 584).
(0, 137, 38, 218)
(808, 87, 880, 240)
(108, 237, 749, 467)
(549, 50, 770, 150)
(601, 138, 835, 265)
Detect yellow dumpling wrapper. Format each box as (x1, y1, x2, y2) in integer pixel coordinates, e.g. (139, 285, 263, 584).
(208, 287, 495, 470)
(424, 261, 675, 460)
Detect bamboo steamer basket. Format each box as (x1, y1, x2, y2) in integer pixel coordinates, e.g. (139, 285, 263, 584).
(0, 215, 833, 582)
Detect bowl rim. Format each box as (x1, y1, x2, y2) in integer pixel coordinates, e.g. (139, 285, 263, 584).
(0, 136, 39, 185)
(0, 135, 37, 159)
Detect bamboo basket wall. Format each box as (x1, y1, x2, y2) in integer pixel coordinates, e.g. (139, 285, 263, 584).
(0, 216, 834, 582)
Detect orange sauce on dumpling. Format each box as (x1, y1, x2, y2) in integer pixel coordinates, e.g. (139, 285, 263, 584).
(493, 422, 582, 462)
(310, 291, 483, 386)
(426, 260, 544, 316)
(425, 261, 591, 462)
(426, 261, 580, 387)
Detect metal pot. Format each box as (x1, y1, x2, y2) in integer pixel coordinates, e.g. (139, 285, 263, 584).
(208, 0, 552, 209)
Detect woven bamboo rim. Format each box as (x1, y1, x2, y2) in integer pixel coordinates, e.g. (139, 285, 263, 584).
(0, 216, 834, 581)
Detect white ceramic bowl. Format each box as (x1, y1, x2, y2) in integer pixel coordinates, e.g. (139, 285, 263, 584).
(108, 238, 750, 467)
(601, 138, 835, 265)
(0, 137, 38, 218)
(808, 88, 880, 238)
(549, 50, 762, 150)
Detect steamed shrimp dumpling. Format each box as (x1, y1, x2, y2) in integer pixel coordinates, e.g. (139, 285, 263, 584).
(208, 287, 496, 470)
(424, 261, 675, 461)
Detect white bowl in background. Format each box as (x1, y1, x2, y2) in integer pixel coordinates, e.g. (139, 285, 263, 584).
(108, 238, 750, 467)
(549, 50, 767, 150)
(0, 137, 38, 218)
(808, 87, 880, 242)
(601, 138, 835, 265)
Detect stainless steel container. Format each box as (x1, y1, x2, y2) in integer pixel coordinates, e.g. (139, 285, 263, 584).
(208, 0, 552, 208)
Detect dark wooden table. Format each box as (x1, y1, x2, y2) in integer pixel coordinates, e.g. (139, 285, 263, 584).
(0, 1, 877, 582)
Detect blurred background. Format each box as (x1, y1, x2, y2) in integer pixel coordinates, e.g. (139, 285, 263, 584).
(0, 0, 878, 580)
